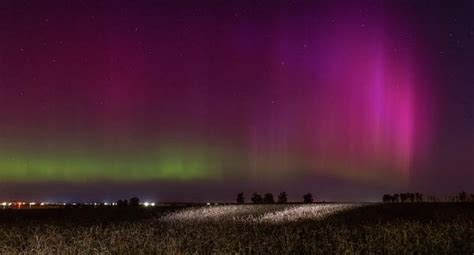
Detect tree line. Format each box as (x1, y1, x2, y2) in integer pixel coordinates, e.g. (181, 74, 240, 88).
(116, 197, 140, 207)
(236, 192, 314, 204)
(382, 191, 474, 203)
(382, 193, 423, 203)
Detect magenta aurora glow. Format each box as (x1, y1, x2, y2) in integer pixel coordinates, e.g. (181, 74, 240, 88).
(1, 0, 472, 202)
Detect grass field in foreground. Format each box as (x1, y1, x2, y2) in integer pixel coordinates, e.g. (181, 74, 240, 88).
(0, 203, 473, 254)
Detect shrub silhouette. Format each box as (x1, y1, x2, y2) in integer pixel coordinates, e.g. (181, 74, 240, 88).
(277, 192, 288, 203)
(236, 192, 245, 204)
(263, 193, 275, 204)
(251, 193, 263, 204)
(303, 193, 313, 203)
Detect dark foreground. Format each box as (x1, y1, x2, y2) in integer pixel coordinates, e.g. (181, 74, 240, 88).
(0, 203, 473, 254)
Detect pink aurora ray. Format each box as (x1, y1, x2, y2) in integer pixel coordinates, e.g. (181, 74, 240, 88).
(248, 8, 433, 182)
(305, 12, 432, 179)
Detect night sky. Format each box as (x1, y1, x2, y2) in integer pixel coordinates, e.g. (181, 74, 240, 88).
(0, 0, 472, 202)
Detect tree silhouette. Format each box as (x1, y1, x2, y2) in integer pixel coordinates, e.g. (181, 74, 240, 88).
(393, 194, 400, 203)
(303, 193, 313, 203)
(415, 193, 423, 202)
(383, 192, 426, 203)
(400, 193, 408, 203)
(382, 194, 393, 203)
(129, 197, 140, 207)
(277, 192, 288, 203)
(251, 193, 263, 204)
(236, 192, 245, 204)
(117, 199, 128, 207)
(263, 193, 275, 204)
(459, 191, 467, 202)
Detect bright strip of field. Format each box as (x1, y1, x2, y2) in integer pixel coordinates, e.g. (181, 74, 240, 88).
(161, 203, 364, 223)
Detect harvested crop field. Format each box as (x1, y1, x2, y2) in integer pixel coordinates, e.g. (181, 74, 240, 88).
(0, 203, 473, 254)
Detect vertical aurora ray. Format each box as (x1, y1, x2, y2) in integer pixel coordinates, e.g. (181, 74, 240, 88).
(295, 7, 432, 184)
(238, 4, 434, 186)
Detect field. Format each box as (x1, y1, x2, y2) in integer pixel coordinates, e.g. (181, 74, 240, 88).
(0, 203, 473, 254)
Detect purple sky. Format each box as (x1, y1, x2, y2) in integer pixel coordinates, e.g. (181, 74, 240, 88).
(0, 0, 472, 202)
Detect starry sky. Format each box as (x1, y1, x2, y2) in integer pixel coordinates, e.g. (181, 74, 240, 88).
(0, 0, 473, 202)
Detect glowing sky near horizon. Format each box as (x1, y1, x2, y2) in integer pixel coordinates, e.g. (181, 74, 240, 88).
(1, 0, 473, 200)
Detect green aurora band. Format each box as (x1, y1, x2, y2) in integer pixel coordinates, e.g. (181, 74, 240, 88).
(0, 146, 224, 182)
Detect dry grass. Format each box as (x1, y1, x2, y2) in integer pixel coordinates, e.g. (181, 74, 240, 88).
(0, 203, 473, 254)
(162, 203, 361, 223)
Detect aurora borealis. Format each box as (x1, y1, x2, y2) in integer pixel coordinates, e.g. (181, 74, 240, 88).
(0, 1, 473, 201)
